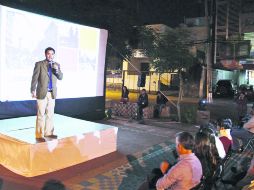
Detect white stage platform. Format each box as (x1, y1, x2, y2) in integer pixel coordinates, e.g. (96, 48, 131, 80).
(0, 114, 118, 177)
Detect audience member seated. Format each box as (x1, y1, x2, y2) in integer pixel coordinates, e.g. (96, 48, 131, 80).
(137, 89, 148, 120)
(194, 132, 221, 190)
(238, 156, 254, 189)
(218, 127, 232, 154)
(214, 118, 232, 154)
(120, 86, 129, 104)
(156, 132, 203, 190)
(231, 115, 254, 152)
(154, 91, 168, 118)
(199, 124, 226, 159)
(41, 179, 66, 190)
(221, 155, 254, 189)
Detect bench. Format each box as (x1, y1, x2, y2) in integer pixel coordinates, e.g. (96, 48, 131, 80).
(112, 102, 154, 119)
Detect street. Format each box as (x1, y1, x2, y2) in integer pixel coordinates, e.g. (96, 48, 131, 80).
(106, 89, 254, 123)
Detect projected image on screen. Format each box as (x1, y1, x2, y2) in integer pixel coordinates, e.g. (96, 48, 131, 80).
(0, 5, 108, 101)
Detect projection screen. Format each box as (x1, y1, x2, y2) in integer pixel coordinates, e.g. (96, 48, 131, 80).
(0, 5, 108, 120)
(0, 5, 108, 101)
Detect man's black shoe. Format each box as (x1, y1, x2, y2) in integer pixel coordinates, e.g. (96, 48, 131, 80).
(44, 134, 58, 139)
(36, 137, 46, 143)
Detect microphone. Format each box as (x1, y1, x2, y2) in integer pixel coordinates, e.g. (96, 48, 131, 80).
(51, 62, 58, 74)
(48, 61, 54, 69)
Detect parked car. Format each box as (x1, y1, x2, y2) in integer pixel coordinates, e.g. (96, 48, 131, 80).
(213, 80, 236, 98)
(237, 84, 254, 100)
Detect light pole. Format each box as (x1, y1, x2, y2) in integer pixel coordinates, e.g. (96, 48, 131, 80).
(205, 0, 216, 103)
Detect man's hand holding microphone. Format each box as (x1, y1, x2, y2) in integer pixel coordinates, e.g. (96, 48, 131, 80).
(50, 61, 59, 75)
(53, 62, 59, 74)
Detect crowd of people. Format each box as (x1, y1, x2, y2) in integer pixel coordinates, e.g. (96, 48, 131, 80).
(118, 86, 254, 189)
(1, 125, 253, 190)
(137, 119, 254, 190)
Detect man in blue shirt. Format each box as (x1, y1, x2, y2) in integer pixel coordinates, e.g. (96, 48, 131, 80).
(31, 47, 63, 142)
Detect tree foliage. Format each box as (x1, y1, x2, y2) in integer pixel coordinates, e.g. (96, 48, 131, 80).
(144, 27, 196, 73)
(140, 27, 198, 122)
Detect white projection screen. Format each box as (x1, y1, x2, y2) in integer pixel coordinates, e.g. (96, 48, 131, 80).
(0, 5, 108, 101)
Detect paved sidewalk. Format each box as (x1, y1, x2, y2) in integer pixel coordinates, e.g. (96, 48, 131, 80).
(65, 141, 175, 190)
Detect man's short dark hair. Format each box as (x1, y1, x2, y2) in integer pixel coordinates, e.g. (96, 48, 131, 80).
(41, 179, 66, 190)
(45, 47, 55, 54)
(176, 132, 194, 150)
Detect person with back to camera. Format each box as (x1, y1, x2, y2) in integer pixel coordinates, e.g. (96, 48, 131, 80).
(217, 119, 232, 154)
(193, 132, 220, 190)
(137, 89, 148, 120)
(120, 85, 129, 104)
(231, 113, 254, 152)
(156, 132, 203, 190)
(31, 47, 63, 142)
(236, 155, 254, 189)
(235, 91, 248, 127)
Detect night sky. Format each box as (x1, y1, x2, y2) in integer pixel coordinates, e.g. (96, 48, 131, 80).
(0, 0, 206, 29)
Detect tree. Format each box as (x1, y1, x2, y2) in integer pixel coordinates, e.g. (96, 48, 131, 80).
(144, 27, 196, 122)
